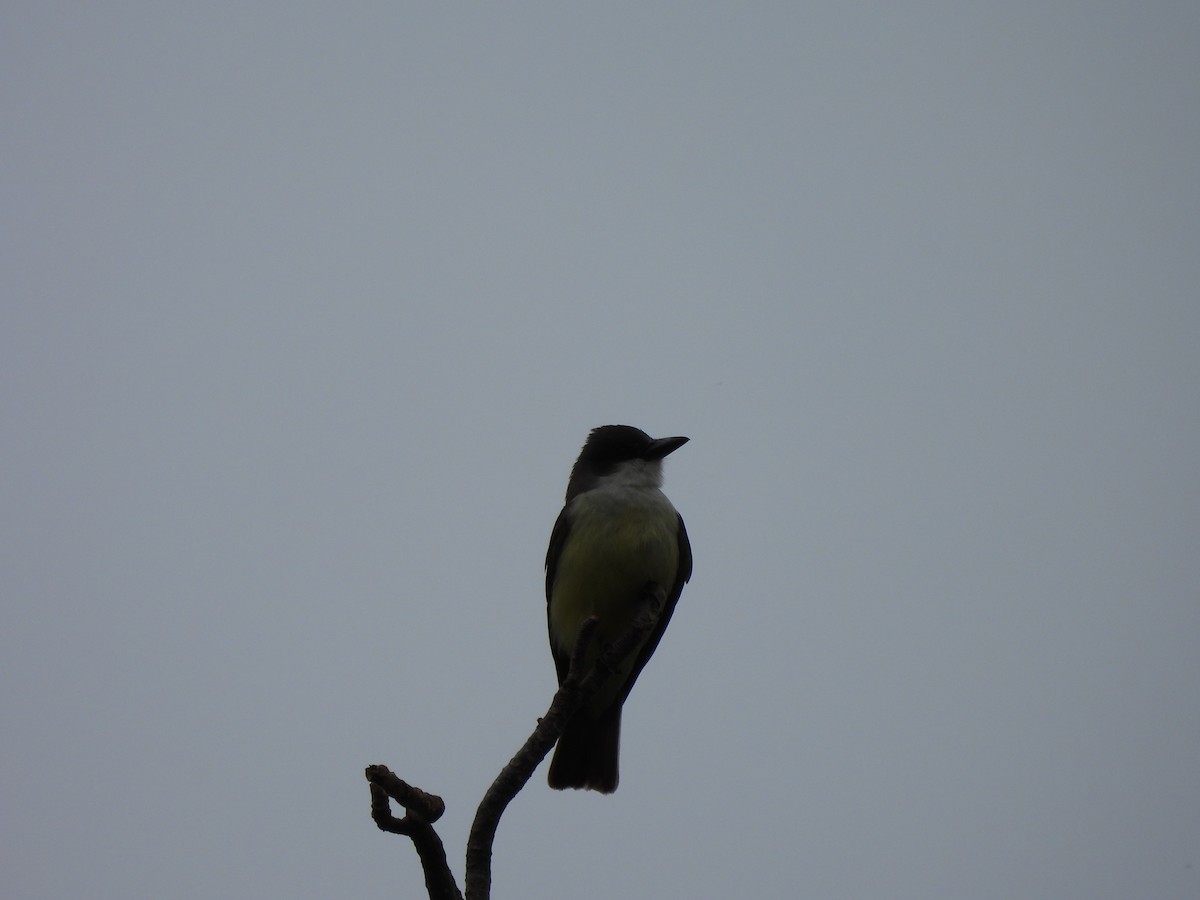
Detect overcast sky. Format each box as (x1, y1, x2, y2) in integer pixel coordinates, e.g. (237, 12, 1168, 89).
(4, 4, 1198, 899)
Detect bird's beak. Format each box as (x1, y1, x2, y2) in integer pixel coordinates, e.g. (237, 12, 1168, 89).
(644, 435, 689, 460)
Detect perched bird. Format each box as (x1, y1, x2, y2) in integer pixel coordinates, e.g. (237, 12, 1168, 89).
(545, 425, 692, 793)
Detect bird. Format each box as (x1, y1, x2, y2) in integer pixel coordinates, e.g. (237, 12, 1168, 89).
(545, 424, 692, 792)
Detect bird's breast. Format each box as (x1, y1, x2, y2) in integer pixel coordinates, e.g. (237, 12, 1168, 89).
(548, 487, 679, 652)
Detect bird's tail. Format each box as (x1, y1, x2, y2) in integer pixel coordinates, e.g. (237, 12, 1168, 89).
(547, 706, 621, 793)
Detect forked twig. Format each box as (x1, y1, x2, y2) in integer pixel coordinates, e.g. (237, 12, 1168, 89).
(366, 585, 667, 900)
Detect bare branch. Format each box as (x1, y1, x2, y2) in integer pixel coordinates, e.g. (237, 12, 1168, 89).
(367, 766, 446, 825)
(464, 585, 666, 900)
(365, 583, 667, 900)
(365, 765, 461, 900)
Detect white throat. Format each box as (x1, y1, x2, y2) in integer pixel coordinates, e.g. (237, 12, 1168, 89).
(592, 458, 664, 492)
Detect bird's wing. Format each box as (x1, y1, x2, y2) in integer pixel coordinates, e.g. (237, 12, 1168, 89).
(545, 504, 573, 683)
(614, 511, 692, 707)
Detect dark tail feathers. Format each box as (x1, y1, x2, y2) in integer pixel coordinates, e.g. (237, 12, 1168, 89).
(547, 707, 621, 793)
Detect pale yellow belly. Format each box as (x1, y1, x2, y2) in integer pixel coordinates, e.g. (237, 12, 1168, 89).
(548, 490, 678, 707)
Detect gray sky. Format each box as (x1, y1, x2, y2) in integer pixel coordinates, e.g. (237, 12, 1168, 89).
(4, 4, 1198, 898)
